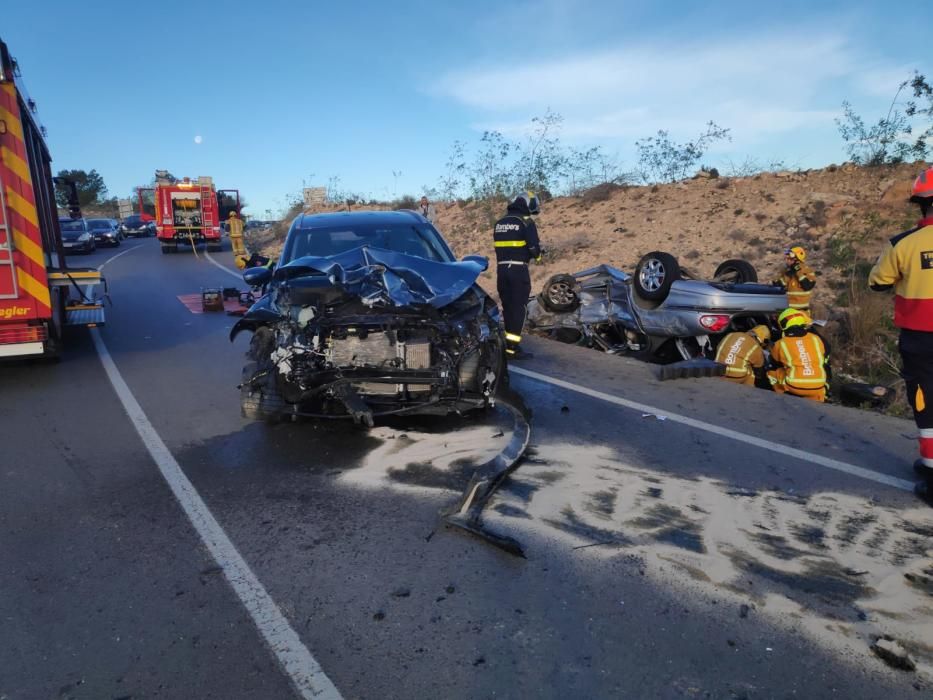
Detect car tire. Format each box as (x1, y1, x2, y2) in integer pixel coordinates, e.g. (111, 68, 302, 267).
(540, 273, 580, 312)
(714, 259, 758, 284)
(240, 361, 286, 421)
(634, 251, 681, 301)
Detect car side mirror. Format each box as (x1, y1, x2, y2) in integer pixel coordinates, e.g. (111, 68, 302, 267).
(462, 254, 489, 271)
(243, 266, 272, 288)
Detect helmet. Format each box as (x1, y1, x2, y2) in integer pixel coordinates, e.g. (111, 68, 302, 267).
(235, 255, 248, 270)
(910, 167, 933, 203)
(778, 308, 810, 330)
(510, 191, 541, 215)
(229, 210, 238, 217)
(784, 245, 806, 262)
(750, 325, 771, 344)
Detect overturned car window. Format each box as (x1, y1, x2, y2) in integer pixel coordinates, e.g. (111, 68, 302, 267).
(284, 223, 453, 263)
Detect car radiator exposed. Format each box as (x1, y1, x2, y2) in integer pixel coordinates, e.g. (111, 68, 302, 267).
(327, 332, 432, 395)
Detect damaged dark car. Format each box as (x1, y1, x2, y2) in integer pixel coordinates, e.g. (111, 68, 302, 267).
(231, 211, 507, 426)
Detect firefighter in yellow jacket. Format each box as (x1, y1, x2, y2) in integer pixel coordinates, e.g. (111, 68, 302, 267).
(767, 308, 830, 402)
(714, 325, 771, 386)
(772, 246, 817, 311)
(869, 167, 933, 505)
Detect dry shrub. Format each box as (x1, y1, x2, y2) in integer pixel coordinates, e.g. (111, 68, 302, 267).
(581, 182, 625, 204)
(830, 264, 905, 413)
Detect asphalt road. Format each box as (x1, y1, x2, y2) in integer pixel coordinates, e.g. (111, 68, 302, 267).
(1, 238, 931, 699)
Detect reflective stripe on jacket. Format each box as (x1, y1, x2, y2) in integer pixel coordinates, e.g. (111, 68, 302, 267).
(776, 263, 816, 309)
(714, 331, 764, 379)
(493, 214, 540, 263)
(770, 331, 827, 390)
(869, 221, 933, 332)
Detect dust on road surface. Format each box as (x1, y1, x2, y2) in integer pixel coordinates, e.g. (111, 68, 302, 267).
(339, 421, 933, 679)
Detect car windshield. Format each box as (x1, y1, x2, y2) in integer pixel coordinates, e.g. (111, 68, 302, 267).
(88, 219, 112, 230)
(125, 216, 142, 226)
(60, 220, 85, 232)
(284, 222, 453, 264)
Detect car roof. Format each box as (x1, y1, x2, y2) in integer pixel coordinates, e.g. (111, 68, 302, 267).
(294, 209, 429, 229)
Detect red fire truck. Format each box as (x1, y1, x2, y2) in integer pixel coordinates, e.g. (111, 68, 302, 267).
(141, 174, 239, 255)
(0, 37, 105, 360)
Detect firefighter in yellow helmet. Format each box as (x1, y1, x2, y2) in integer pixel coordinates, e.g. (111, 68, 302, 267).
(772, 245, 817, 312)
(767, 308, 830, 402)
(714, 325, 771, 386)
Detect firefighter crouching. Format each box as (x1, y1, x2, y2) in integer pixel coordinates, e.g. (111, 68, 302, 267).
(494, 192, 542, 360)
(714, 325, 771, 386)
(868, 167, 933, 506)
(772, 245, 817, 312)
(767, 308, 830, 402)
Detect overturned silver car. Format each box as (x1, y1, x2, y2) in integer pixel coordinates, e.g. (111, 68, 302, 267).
(231, 211, 508, 426)
(527, 251, 789, 362)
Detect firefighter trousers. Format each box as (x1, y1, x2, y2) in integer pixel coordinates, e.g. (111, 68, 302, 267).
(497, 262, 531, 351)
(900, 330, 933, 475)
(723, 372, 757, 386)
(767, 368, 826, 402)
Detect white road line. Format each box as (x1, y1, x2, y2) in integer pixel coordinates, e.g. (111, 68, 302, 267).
(97, 245, 142, 271)
(204, 249, 242, 280)
(90, 329, 342, 700)
(510, 366, 915, 492)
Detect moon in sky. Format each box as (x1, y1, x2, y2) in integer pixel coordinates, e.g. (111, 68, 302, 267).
(194, 135, 203, 144)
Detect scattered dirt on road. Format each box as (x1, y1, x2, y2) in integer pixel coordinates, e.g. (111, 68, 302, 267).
(337, 425, 933, 680)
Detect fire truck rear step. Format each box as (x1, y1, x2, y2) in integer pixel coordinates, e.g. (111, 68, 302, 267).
(65, 306, 105, 327)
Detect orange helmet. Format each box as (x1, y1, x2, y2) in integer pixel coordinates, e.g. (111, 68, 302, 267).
(910, 167, 933, 203)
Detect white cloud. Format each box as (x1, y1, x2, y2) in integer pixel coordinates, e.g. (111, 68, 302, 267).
(436, 32, 895, 146)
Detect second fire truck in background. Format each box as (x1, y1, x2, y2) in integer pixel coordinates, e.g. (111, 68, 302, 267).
(140, 173, 239, 255)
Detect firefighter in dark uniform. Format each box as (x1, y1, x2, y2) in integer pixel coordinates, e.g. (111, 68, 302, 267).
(494, 192, 542, 360)
(870, 167, 933, 506)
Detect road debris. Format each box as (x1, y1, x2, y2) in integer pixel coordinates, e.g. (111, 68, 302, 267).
(871, 637, 917, 671)
(443, 387, 532, 557)
(641, 413, 668, 421)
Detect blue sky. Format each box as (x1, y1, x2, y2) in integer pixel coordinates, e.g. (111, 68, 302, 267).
(3, 1, 927, 216)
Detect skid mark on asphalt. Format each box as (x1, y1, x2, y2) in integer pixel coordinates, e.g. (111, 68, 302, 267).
(487, 443, 933, 677)
(510, 367, 915, 492)
(90, 329, 342, 700)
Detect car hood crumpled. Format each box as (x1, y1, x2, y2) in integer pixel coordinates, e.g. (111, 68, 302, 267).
(276, 246, 485, 309)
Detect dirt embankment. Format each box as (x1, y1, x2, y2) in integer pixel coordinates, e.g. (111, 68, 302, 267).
(432, 162, 923, 317)
(258, 163, 923, 316)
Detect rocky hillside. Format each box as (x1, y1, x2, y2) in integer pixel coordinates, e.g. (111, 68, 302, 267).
(432, 162, 923, 318)
(258, 162, 923, 317)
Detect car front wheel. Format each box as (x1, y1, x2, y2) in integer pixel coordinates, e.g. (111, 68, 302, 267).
(634, 251, 681, 301)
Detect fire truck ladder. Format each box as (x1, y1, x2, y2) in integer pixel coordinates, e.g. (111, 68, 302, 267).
(0, 181, 19, 300)
(200, 182, 213, 232)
